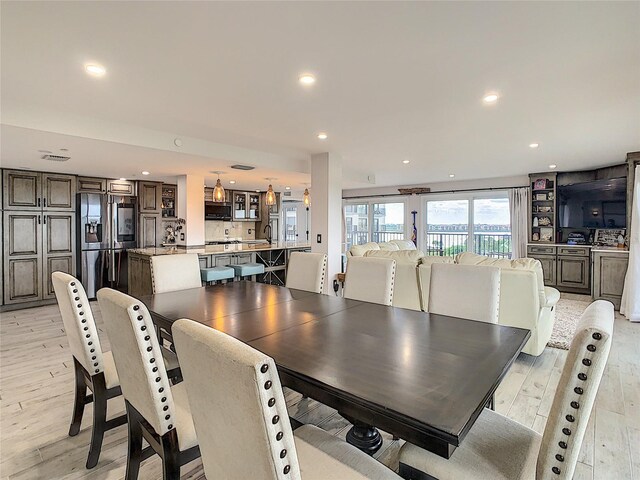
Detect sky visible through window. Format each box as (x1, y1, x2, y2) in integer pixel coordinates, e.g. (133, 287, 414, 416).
(427, 198, 510, 230)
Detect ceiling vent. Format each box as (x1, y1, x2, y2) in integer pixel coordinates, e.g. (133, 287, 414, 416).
(230, 164, 255, 171)
(42, 154, 70, 162)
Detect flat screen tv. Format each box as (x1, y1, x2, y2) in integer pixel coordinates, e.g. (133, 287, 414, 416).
(557, 177, 626, 229)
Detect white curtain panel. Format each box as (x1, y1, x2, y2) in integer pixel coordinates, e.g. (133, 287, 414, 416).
(509, 187, 530, 259)
(621, 165, 640, 322)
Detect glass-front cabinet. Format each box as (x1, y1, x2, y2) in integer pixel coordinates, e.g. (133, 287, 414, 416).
(232, 191, 261, 221)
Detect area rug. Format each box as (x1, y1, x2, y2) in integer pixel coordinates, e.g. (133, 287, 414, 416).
(548, 295, 592, 350)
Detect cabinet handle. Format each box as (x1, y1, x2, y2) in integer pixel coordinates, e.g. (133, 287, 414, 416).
(37, 198, 41, 207)
(44, 215, 47, 225)
(43, 198, 47, 208)
(38, 215, 41, 225)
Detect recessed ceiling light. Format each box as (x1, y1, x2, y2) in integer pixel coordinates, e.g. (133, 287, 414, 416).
(141, 171, 150, 175)
(317, 132, 328, 140)
(549, 164, 557, 169)
(529, 143, 539, 149)
(119, 178, 126, 181)
(85, 64, 106, 76)
(449, 174, 455, 178)
(483, 93, 499, 104)
(229, 180, 236, 184)
(256, 189, 261, 193)
(299, 74, 316, 85)
(402, 160, 410, 164)
(285, 186, 291, 190)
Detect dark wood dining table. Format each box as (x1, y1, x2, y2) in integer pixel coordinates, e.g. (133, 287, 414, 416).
(139, 281, 530, 459)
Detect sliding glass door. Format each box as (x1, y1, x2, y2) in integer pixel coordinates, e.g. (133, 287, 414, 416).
(424, 193, 511, 258)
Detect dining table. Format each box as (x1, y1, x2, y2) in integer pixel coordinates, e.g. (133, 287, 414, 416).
(139, 281, 530, 459)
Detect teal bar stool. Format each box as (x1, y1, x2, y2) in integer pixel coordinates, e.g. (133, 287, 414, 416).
(200, 266, 236, 285)
(229, 263, 265, 282)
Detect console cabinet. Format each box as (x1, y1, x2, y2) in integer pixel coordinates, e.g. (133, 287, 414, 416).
(592, 250, 629, 309)
(527, 245, 590, 294)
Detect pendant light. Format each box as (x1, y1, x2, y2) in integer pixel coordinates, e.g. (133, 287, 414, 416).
(303, 187, 311, 207)
(212, 171, 226, 203)
(265, 178, 276, 206)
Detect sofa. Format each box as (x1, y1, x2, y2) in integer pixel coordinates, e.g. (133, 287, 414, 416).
(347, 239, 417, 257)
(351, 249, 559, 356)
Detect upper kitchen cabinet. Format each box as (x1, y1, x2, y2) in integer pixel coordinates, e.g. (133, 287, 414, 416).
(107, 179, 136, 196)
(232, 191, 260, 221)
(138, 181, 162, 213)
(77, 176, 107, 193)
(3, 170, 41, 210)
(42, 173, 76, 211)
(3, 170, 76, 211)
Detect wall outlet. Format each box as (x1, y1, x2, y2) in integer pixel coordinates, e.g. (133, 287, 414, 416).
(317, 234, 322, 243)
(180, 233, 185, 241)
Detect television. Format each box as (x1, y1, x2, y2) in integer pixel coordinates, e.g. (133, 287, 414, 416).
(557, 177, 626, 229)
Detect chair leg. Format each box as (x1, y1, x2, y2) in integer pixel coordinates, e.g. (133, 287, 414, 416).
(161, 430, 181, 480)
(125, 402, 143, 480)
(86, 374, 108, 469)
(69, 358, 87, 437)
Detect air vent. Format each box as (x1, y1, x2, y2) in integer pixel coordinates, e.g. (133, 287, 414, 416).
(42, 154, 70, 162)
(283, 191, 292, 196)
(230, 164, 255, 171)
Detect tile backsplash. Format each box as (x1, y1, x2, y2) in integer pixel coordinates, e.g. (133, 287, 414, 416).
(205, 221, 256, 241)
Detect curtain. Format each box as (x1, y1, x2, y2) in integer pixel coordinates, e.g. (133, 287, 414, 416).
(509, 187, 530, 259)
(621, 165, 640, 322)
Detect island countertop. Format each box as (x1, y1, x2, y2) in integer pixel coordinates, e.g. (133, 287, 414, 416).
(128, 241, 312, 257)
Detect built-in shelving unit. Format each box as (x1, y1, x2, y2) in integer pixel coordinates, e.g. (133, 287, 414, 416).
(528, 172, 557, 243)
(161, 184, 177, 219)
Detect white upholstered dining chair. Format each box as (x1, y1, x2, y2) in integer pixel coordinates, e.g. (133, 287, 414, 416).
(97, 288, 199, 480)
(428, 263, 501, 323)
(285, 252, 327, 293)
(343, 257, 396, 306)
(51, 272, 180, 470)
(150, 253, 202, 294)
(398, 300, 614, 480)
(172, 318, 402, 480)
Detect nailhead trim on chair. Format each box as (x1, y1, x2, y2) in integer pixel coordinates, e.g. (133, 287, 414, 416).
(62, 276, 105, 375)
(551, 331, 601, 475)
(319, 255, 327, 292)
(125, 301, 176, 434)
(388, 261, 397, 305)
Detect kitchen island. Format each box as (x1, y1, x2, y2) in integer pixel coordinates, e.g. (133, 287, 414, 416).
(128, 241, 311, 297)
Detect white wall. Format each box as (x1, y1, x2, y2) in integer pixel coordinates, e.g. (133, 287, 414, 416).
(311, 152, 342, 294)
(177, 174, 205, 246)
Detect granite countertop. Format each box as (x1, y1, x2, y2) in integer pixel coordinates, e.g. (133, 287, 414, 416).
(129, 241, 311, 256)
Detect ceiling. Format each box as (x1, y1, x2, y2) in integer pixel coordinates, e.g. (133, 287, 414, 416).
(2, 1, 639, 190)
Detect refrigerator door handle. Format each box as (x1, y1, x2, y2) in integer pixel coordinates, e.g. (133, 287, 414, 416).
(108, 250, 117, 283)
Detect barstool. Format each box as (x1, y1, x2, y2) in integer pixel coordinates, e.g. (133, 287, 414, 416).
(229, 262, 265, 281)
(200, 266, 235, 285)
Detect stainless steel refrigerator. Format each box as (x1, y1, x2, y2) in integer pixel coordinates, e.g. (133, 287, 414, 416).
(77, 193, 137, 298)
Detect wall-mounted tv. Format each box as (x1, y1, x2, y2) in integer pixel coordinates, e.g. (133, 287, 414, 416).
(558, 177, 626, 229)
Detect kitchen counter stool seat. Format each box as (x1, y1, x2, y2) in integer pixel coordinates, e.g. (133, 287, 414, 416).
(230, 262, 265, 280)
(200, 266, 235, 284)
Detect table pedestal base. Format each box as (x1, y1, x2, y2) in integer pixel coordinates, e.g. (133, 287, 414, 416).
(345, 420, 383, 455)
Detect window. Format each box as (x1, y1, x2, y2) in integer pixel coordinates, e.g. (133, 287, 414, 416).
(344, 200, 406, 249)
(344, 203, 369, 250)
(424, 193, 511, 258)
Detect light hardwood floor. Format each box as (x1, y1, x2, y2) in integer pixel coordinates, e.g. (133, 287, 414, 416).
(1, 296, 638, 479)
